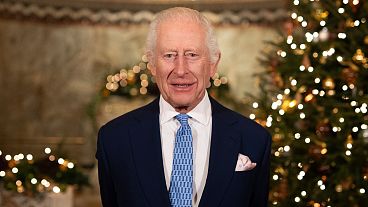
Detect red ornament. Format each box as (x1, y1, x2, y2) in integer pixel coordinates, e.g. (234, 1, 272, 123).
(284, 20, 294, 36)
(316, 120, 332, 139)
(308, 144, 323, 160)
(349, 1, 360, 13)
(341, 67, 358, 85)
(302, 54, 311, 68)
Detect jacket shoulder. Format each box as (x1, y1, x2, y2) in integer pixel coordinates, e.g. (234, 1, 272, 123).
(99, 97, 159, 132)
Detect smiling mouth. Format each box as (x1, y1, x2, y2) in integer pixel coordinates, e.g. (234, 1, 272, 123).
(172, 84, 193, 87)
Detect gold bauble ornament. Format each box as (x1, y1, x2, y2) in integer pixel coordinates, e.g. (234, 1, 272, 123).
(346, 134, 353, 144)
(281, 99, 290, 111)
(314, 9, 329, 21)
(304, 93, 315, 102)
(335, 184, 343, 192)
(353, 49, 365, 62)
(346, 18, 355, 27)
(327, 90, 335, 96)
(272, 133, 283, 142)
(294, 49, 304, 55)
(319, 56, 327, 64)
(322, 77, 335, 89)
(281, 99, 297, 111)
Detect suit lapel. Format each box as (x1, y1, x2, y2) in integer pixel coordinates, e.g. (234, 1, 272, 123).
(130, 98, 171, 207)
(199, 98, 240, 207)
(129, 97, 240, 207)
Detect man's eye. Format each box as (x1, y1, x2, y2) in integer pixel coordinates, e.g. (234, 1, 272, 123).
(164, 53, 176, 59)
(185, 52, 199, 58)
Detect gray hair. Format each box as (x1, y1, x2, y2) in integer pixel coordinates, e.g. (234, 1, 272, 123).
(145, 7, 220, 63)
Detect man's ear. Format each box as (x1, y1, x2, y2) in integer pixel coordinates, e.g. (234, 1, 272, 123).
(146, 51, 156, 76)
(148, 62, 156, 76)
(210, 52, 221, 77)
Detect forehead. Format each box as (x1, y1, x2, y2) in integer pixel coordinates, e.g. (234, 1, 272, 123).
(156, 20, 207, 50)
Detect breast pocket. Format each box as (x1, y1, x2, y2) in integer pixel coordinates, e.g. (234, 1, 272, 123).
(227, 169, 257, 200)
(219, 169, 257, 206)
(233, 169, 256, 183)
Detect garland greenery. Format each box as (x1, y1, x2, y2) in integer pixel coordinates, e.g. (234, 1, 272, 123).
(0, 148, 89, 196)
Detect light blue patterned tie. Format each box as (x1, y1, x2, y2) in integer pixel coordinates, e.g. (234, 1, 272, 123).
(169, 114, 193, 207)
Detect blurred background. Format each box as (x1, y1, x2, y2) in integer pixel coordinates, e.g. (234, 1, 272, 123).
(1, 0, 367, 207)
(0, 0, 283, 206)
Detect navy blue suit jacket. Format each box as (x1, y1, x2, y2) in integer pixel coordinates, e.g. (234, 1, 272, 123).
(96, 96, 271, 207)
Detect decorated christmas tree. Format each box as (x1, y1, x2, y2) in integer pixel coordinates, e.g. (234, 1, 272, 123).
(249, 0, 368, 206)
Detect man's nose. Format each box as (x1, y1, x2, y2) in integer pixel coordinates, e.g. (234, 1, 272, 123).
(173, 55, 188, 76)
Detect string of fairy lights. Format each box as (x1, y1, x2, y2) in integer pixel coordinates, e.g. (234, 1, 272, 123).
(248, 0, 367, 206)
(0, 148, 87, 195)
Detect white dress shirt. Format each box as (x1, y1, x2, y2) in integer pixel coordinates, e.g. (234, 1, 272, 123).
(159, 91, 212, 207)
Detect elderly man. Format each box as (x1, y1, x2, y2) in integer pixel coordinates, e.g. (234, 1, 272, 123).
(96, 7, 271, 207)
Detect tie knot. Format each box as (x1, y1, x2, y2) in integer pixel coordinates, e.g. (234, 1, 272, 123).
(175, 114, 189, 126)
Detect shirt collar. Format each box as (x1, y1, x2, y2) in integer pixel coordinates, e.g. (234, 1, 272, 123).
(159, 91, 212, 126)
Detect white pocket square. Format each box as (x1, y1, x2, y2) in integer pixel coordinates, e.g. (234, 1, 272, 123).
(235, 154, 256, 172)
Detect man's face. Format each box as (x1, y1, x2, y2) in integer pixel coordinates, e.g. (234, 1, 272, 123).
(149, 20, 219, 112)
